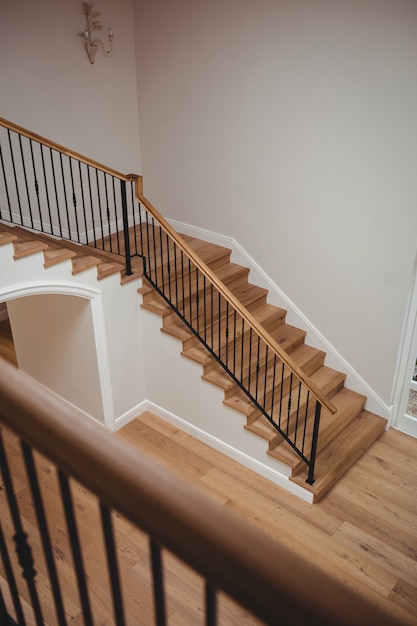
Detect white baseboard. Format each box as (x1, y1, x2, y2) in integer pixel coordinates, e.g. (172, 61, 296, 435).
(144, 400, 314, 504)
(170, 217, 391, 421)
(114, 399, 149, 431)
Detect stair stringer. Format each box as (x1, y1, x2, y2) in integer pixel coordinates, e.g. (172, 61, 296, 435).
(169, 218, 392, 424)
(0, 236, 147, 429)
(136, 306, 314, 503)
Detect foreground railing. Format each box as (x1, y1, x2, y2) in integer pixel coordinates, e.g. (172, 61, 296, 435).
(0, 357, 399, 625)
(0, 117, 337, 484)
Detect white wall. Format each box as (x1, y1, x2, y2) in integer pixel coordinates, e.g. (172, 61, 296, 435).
(8, 294, 106, 422)
(134, 0, 417, 406)
(0, 0, 141, 174)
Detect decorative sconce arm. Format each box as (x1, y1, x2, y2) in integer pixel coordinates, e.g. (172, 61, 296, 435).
(79, 2, 113, 65)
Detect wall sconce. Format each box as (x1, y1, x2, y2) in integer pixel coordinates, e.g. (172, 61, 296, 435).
(79, 2, 113, 65)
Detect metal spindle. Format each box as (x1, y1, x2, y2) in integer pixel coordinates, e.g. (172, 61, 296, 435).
(20, 442, 67, 626)
(59, 153, 71, 238)
(307, 402, 322, 485)
(100, 503, 126, 626)
(121, 179, 132, 275)
(205, 582, 217, 626)
(0, 431, 44, 626)
(8, 130, 23, 224)
(40, 144, 53, 234)
(50, 148, 63, 237)
(0, 517, 25, 626)
(69, 158, 80, 242)
(58, 470, 94, 626)
(0, 140, 12, 218)
(29, 139, 42, 230)
(150, 539, 166, 626)
(87, 165, 96, 245)
(18, 135, 33, 228)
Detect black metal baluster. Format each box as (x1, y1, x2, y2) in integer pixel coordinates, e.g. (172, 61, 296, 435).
(18, 135, 33, 228)
(240, 319, 245, 385)
(152, 218, 158, 285)
(99, 503, 126, 626)
(112, 177, 121, 255)
(121, 180, 132, 276)
(130, 184, 139, 257)
(59, 153, 71, 239)
(57, 470, 94, 626)
(279, 362, 285, 428)
(95, 170, 104, 245)
(29, 139, 42, 231)
(270, 354, 277, 420)
(69, 158, 80, 243)
(232, 310, 237, 376)
(263, 346, 269, 407)
(203, 277, 207, 343)
(255, 336, 261, 402)
(247, 327, 253, 392)
(196, 267, 200, 335)
(174, 242, 179, 309)
(0, 517, 25, 625)
(0, 579, 11, 626)
(205, 582, 217, 626)
(0, 431, 44, 626)
(188, 258, 192, 322)
(225, 301, 229, 366)
(160, 227, 165, 294)
(217, 291, 221, 357)
(166, 234, 172, 303)
(87, 165, 97, 246)
(145, 212, 152, 278)
(8, 130, 23, 225)
(50, 148, 63, 237)
(20, 442, 67, 626)
(150, 539, 166, 626)
(287, 373, 293, 436)
(104, 174, 111, 251)
(293, 381, 302, 447)
(78, 162, 88, 244)
(302, 391, 311, 455)
(40, 144, 53, 234)
(307, 402, 321, 485)
(0, 140, 12, 219)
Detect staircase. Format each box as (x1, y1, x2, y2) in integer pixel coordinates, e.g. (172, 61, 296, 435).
(137, 232, 386, 502)
(0, 219, 386, 502)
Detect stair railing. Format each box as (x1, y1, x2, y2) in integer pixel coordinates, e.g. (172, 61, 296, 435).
(0, 117, 141, 275)
(0, 356, 398, 626)
(0, 117, 337, 484)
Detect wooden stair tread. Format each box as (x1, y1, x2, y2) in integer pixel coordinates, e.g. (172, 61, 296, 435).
(43, 247, 76, 267)
(71, 255, 101, 274)
(0, 231, 18, 246)
(97, 261, 125, 280)
(290, 410, 386, 502)
(13, 238, 49, 259)
(267, 387, 367, 467)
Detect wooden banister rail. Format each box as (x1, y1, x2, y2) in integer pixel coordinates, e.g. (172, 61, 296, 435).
(0, 357, 397, 625)
(137, 191, 337, 415)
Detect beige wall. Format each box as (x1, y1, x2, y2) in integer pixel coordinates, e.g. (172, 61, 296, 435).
(0, 0, 141, 173)
(8, 294, 105, 422)
(134, 0, 417, 405)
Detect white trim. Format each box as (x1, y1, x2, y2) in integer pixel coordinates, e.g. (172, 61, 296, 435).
(144, 400, 314, 504)
(90, 295, 116, 430)
(170, 217, 390, 421)
(114, 399, 150, 431)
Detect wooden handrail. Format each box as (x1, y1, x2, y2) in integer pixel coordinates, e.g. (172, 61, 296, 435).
(0, 357, 397, 625)
(0, 115, 335, 414)
(0, 117, 143, 192)
(137, 191, 337, 415)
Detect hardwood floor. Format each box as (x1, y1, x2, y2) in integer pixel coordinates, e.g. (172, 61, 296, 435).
(0, 317, 416, 624)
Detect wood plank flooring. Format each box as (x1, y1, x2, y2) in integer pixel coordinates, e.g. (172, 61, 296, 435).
(0, 318, 416, 624)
